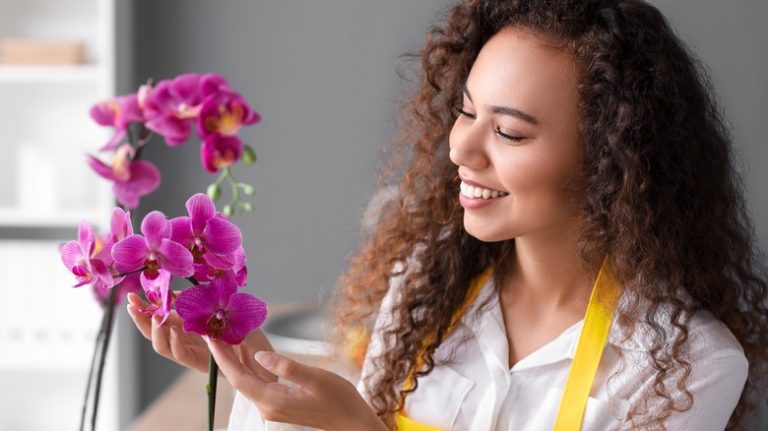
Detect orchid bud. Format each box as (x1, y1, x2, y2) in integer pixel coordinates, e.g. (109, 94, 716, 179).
(207, 183, 222, 201)
(242, 202, 254, 212)
(223, 204, 234, 216)
(241, 184, 255, 196)
(242, 145, 257, 164)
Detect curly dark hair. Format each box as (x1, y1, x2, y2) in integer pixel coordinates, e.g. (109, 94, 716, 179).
(330, 0, 768, 429)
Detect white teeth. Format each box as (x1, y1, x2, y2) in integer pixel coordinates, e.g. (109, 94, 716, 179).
(459, 181, 509, 200)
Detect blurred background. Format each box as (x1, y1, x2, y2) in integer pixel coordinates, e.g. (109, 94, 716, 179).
(0, 0, 765, 429)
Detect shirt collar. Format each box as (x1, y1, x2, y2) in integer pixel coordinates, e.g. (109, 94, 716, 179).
(459, 274, 651, 373)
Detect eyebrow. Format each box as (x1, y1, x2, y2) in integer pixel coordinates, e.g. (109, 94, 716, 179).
(462, 83, 540, 126)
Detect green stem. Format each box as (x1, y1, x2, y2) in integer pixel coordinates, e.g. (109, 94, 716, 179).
(90, 285, 118, 430)
(207, 353, 219, 431)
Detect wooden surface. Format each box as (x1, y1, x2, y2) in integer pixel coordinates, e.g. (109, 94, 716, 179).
(128, 303, 352, 431)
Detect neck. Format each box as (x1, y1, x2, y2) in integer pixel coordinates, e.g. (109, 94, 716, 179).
(502, 222, 594, 311)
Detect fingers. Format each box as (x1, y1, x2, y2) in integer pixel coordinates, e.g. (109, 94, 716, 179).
(169, 326, 207, 373)
(151, 315, 173, 359)
(206, 338, 288, 401)
(238, 343, 277, 383)
(254, 351, 324, 392)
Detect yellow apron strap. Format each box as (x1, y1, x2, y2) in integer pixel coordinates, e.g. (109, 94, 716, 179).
(553, 256, 620, 431)
(396, 411, 444, 431)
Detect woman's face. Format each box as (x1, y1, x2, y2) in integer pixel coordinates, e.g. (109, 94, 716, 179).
(448, 26, 584, 243)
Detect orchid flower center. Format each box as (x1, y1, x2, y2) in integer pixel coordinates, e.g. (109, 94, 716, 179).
(213, 148, 238, 169)
(176, 102, 201, 119)
(206, 309, 228, 337)
(143, 258, 160, 279)
(191, 243, 206, 264)
(216, 103, 244, 135)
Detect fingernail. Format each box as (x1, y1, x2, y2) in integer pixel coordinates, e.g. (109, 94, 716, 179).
(254, 351, 276, 369)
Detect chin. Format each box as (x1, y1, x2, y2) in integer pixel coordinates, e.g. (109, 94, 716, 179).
(463, 221, 515, 243)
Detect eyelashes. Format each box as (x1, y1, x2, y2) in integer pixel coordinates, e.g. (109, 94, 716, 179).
(453, 106, 526, 143)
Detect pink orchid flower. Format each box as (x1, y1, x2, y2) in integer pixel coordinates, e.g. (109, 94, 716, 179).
(193, 246, 248, 286)
(87, 144, 161, 209)
(170, 193, 242, 269)
(175, 275, 267, 344)
(112, 211, 194, 279)
(61, 220, 114, 289)
(200, 134, 244, 174)
(143, 73, 229, 146)
(93, 207, 135, 266)
(197, 90, 260, 138)
(90, 94, 145, 151)
(137, 270, 173, 324)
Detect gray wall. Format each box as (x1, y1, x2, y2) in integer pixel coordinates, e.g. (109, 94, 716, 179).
(129, 0, 452, 415)
(126, 0, 768, 426)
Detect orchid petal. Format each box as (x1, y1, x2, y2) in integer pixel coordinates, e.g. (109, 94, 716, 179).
(60, 241, 84, 270)
(110, 207, 133, 241)
(77, 220, 95, 248)
(113, 183, 140, 209)
(87, 155, 116, 181)
(169, 216, 195, 248)
(201, 216, 242, 256)
(111, 234, 150, 273)
(202, 251, 235, 270)
(175, 284, 219, 334)
(186, 193, 216, 234)
(157, 238, 194, 277)
(170, 73, 201, 102)
(219, 293, 268, 344)
(145, 115, 191, 146)
(140, 211, 170, 249)
(200, 74, 229, 98)
(113, 160, 161, 209)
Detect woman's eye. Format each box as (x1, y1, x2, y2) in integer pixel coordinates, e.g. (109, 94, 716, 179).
(495, 127, 525, 143)
(454, 106, 476, 119)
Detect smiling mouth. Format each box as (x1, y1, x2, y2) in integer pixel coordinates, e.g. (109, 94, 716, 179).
(460, 181, 509, 200)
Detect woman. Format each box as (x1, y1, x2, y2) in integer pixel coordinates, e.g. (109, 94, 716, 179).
(128, 0, 768, 429)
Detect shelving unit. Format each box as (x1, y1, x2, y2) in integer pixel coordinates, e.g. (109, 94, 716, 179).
(0, 0, 122, 430)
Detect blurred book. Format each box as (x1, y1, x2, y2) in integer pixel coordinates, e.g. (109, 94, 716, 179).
(0, 38, 85, 64)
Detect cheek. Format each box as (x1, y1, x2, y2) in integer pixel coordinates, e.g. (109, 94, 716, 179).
(500, 147, 581, 208)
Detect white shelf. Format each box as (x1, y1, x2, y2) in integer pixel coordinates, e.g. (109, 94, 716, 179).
(0, 64, 102, 83)
(0, 64, 102, 82)
(0, 208, 111, 228)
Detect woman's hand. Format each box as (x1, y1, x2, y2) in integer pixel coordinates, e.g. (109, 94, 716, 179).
(206, 338, 387, 431)
(126, 292, 276, 383)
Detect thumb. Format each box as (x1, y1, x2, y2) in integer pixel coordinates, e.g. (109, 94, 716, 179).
(254, 351, 322, 390)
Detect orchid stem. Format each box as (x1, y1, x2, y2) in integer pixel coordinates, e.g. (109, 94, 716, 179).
(90, 285, 118, 430)
(79, 298, 109, 431)
(207, 353, 219, 431)
(113, 265, 148, 279)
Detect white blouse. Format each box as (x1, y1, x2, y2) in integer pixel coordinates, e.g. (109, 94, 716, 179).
(227, 274, 748, 431)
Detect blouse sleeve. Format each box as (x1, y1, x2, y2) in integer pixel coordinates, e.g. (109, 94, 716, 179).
(620, 350, 748, 431)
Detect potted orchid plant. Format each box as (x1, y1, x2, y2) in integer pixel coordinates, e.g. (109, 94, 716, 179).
(59, 73, 268, 431)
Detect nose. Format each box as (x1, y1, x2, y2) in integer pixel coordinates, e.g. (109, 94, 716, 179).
(448, 118, 489, 170)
